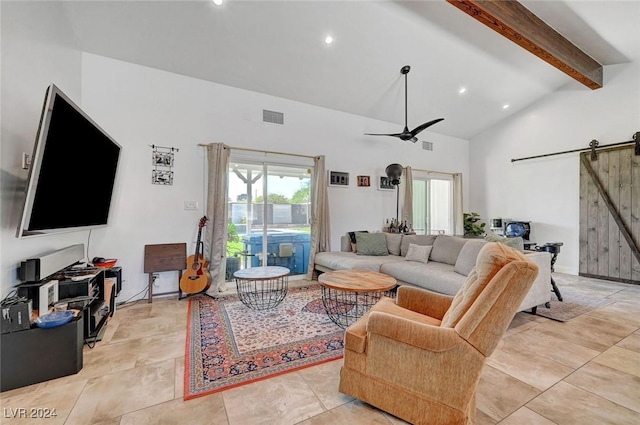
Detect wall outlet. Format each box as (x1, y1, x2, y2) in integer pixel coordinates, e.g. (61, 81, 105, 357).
(184, 201, 198, 210)
(21, 153, 31, 170)
(152, 273, 160, 287)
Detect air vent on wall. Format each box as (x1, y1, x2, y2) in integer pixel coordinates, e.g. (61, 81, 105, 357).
(263, 109, 284, 125)
(422, 141, 434, 151)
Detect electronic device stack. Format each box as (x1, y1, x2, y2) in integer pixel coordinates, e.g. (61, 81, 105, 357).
(1, 244, 122, 391)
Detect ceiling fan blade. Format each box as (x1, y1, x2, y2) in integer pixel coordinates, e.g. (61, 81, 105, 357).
(364, 132, 404, 138)
(409, 118, 445, 137)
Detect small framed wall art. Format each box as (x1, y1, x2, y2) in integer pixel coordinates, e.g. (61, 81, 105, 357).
(150, 144, 179, 186)
(152, 170, 174, 185)
(357, 176, 370, 187)
(328, 170, 349, 187)
(153, 151, 174, 167)
(378, 176, 395, 190)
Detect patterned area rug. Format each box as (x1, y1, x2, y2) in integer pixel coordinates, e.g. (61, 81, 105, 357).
(184, 284, 344, 400)
(535, 289, 613, 322)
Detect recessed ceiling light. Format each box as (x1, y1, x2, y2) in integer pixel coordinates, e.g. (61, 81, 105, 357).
(502, 104, 510, 110)
(458, 87, 467, 95)
(212, 0, 223, 5)
(324, 35, 334, 45)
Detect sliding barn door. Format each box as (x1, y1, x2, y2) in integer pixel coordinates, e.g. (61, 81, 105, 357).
(579, 146, 640, 284)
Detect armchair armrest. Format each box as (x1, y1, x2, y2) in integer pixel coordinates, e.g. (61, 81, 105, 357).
(367, 311, 460, 352)
(396, 286, 453, 320)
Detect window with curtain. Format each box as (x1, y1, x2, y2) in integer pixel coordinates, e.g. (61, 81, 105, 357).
(412, 172, 454, 235)
(226, 150, 315, 279)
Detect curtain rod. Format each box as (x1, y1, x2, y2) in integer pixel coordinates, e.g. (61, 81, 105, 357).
(197, 143, 317, 160)
(410, 167, 459, 176)
(511, 132, 639, 162)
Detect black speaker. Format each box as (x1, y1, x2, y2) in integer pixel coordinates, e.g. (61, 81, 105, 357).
(104, 267, 122, 295)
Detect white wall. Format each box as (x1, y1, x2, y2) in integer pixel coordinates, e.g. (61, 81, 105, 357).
(1, 2, 85, 296)
(79, 54, 469, 299)
(0, 14, 469, 301)
(469, 61, 640, 274)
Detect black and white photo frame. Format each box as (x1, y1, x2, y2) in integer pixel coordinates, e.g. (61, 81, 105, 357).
(328, 170, 349, 187)
(150, 145, 178, 186)
(152, 169, 173, 185)
(153, 151, 174, 167)
(378, 176, 395, 190)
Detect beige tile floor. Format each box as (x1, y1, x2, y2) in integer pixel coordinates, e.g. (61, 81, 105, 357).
(1, 273, 639, 424)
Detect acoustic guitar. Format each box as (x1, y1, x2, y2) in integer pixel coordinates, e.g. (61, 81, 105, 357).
(180, 216, 212, 294)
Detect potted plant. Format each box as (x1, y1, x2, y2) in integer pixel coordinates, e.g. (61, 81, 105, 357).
(226, 222, 243, 280)
(463, 212, 486, 237)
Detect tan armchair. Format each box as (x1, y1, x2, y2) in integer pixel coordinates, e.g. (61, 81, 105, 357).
(338, 242, 539, 425)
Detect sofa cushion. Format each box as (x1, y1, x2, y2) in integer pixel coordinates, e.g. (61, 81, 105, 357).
(454, 239, 487, 276)
(385, 233, 403, 256)
(314, 251, 405, 272)
(485, 231, 524, 253)
(430, 235, 468, 265)
(380, 260, 466, 296)
(405, 244, 432, 264)
(400, 234, 437, 257)
(355, 232, 388, 256)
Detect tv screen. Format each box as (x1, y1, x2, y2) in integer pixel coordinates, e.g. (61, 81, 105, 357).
(16, 84, 121, 238)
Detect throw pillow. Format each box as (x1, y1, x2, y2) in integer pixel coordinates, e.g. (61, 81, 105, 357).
(454, 239, 487, 276)
(385, 233, 403, 256)
(430, 235, 468, 265)
(348, 230, 368, 244)
(348, 230, 368, 252)
(405, 243, 432, 264)
(400, 234, 437, 257)
(485, 230, 525, 253)
(355, 232, 388, 256)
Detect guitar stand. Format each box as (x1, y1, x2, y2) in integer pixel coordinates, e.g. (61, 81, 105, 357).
(178, 288, 215, 301)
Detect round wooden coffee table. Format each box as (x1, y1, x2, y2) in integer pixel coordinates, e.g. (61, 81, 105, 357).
(318, 270, 397, 329)
(233, 266, 290, 310)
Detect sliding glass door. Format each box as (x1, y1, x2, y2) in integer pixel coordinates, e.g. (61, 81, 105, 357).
(412, 173, 454, 235)
(227, 153, 313, 280)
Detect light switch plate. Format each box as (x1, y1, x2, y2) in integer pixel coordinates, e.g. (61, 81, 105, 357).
(184, 201, 198, 210)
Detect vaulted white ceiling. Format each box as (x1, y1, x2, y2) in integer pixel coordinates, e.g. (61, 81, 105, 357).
(60, 0, 639, 140)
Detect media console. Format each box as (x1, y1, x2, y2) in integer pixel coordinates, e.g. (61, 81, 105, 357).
(2, 265, 122, 391)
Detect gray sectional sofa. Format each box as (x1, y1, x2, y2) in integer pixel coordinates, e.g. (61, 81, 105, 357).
(314, 233, 552, 313)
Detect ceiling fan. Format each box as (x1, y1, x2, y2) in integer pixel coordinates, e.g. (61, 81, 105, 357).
(365, 65, 444, 143)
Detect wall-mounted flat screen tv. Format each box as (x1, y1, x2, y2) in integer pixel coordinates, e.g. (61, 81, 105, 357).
(16, 84, 121, 238)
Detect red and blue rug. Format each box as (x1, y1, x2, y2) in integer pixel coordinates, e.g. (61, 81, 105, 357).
(184, 284, 344, 400)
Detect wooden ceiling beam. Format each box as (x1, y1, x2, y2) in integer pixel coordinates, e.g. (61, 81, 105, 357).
(446, 0, 603, 89)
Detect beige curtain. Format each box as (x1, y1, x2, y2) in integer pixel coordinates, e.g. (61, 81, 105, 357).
(204, 143, 230, 295)
(402, 166, 413, 228)
(453, 173, 464, 236)
(307, 155, 331, 279)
